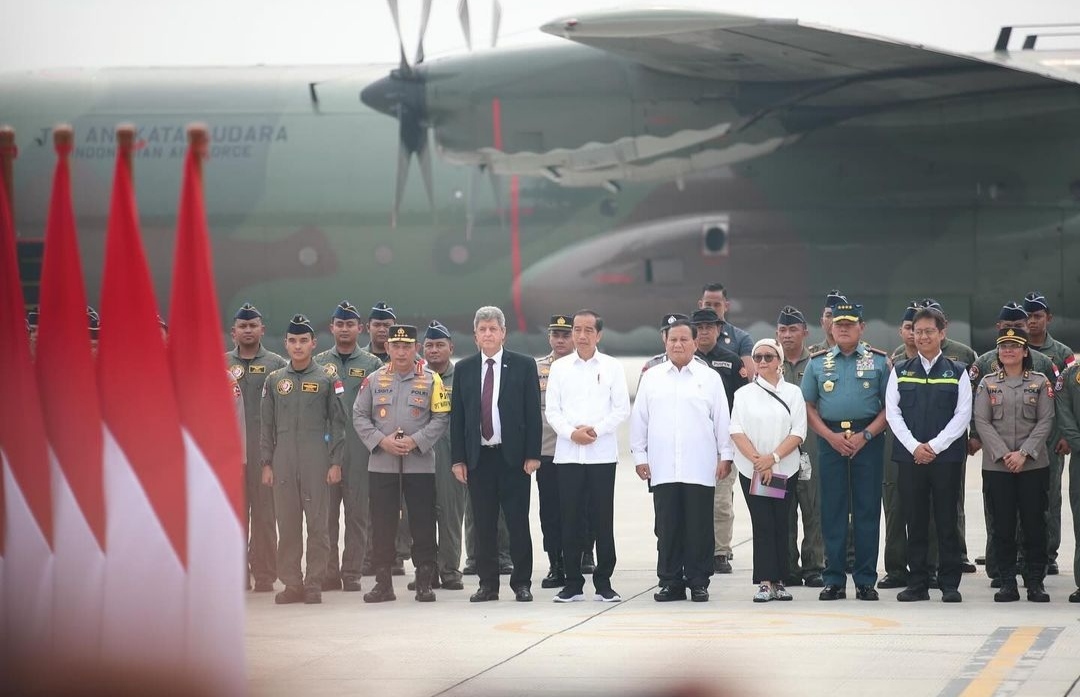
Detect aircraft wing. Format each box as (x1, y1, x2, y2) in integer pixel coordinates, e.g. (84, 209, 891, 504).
(540, 8, 1080, 110)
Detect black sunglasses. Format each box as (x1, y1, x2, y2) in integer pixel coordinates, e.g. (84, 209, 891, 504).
(751, 353, 778, 363)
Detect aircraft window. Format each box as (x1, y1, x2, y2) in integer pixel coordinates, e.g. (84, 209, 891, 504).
(703, 226, 728, 254)
(644, 258, 684, 285)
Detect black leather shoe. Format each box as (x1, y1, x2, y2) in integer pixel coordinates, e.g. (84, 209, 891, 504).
(514, 587, 533, 602)
(819, 585, 846, 600)
(690, 587, 709, 602)
(303, 587, 322, 604)
(1026, 582, 1050, 602)
(876, 575, 906, 589)
(275, 585, 305, 604)
(897, 587, 930, 602)
(928, 574, 940, 590)
(470, 587, 499, 602)
(713, 555, 732, 574)
(961, 561, 977, 573)
(253, 580, 275, 593)
(654, 585, 687, 602)
(1047, 561, 1059, 575)
(941, 589, 962, 603)
(541, 569, 566, 589)
(974, 556, 986, 565)
(441, 579, 464, 591)
(855, 585, 879, 601)
(1069, 588, 1080, 603)
(994, 584, 1020, 602)
(784, 576, 803, 587)
(463, 562, 477, 575)
(803, 573, 825, 588)
(581, 551, 596, 574)
(342, 578, 362, 592)
(321, 577, 342, 591)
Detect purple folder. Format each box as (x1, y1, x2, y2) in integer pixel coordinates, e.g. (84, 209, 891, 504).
(749, 470, 789, 499)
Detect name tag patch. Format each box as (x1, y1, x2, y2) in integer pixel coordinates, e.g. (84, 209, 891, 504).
(302, 382, 320, 393)
(349, 368, 367, 378)
(249, 365, 267, 374)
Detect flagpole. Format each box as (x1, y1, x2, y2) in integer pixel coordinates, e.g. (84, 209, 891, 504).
(0, 126, 14, 225)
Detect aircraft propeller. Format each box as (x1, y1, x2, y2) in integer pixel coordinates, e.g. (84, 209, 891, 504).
(361, 0, 503, 228)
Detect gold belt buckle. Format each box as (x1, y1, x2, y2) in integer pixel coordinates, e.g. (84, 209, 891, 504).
(841, 421, 852, 439)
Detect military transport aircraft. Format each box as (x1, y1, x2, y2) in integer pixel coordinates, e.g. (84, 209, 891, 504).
(2, 5, 1080, 351)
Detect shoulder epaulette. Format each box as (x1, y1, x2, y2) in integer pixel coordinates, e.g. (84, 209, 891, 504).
(809, 349, 829, 358)
(868, 347, 889, 357)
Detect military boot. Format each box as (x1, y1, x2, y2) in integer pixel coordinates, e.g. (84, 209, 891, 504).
(415, 564, 437, 603)
(363, 568, 396, 603)
(541, 552, 565, 589)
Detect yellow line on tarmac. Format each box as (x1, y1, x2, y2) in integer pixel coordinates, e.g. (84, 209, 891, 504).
(958, 626, 1041, 697)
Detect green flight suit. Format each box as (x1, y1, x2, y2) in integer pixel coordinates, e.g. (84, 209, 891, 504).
(782, 347, 824, 581)
(260, 361, 348, 590)
(1028, 332, 1074, 566)
(316, 346, 382, 584)
(227, 344, 287, 587)
(1050, 361, 1080, 588)
(431, 362, 467, 583)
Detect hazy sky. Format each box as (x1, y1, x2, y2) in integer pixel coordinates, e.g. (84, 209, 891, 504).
(2, 0, 1078, 72)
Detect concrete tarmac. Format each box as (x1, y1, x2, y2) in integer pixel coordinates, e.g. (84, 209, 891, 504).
(247, 425, 1078, 697)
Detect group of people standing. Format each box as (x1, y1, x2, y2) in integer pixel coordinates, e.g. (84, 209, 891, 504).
(225, 283, 1080, 607)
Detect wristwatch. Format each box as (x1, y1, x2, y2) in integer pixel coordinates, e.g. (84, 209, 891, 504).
(771, 452, 781, 465)
(863, 430, 874, 442)
(1018, 448, 1029, 459)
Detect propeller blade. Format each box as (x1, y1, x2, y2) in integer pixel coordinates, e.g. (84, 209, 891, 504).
(392, 131, 413, 229)
(457, 0, 472, 51)
(491, 0, 502, 48)
(417, 130, 435, 211)
(386, 0, 411, 74)
(415, 0, 434, 65)
(465, 167, 478, 240)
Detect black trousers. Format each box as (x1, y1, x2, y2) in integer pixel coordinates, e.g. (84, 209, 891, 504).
(559, 463, 616, 593)
(468, 446, 533, 591)
(898, 459, 963, 591)
(369, 472, 436, 571)
(739, 473, 794, 584)
(983, 467, 1050, 584)
(536, 455, 595, 558)
(652, 482, 714, 589)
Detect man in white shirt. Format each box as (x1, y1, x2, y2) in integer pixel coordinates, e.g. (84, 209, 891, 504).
(631, 318, 734, 602)
(545, 309, 631, 602)
(885, 308, 971, 603)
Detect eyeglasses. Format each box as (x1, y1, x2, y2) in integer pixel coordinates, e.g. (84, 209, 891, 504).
(751, 354, 778, 363)
(913, 329, 939, 337)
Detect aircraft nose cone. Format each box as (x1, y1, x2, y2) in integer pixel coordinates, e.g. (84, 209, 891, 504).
(360, 75, 398, 117)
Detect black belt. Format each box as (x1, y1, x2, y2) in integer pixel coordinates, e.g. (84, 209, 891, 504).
(823, 418, 873, 432)
(481, 443, 502, 450)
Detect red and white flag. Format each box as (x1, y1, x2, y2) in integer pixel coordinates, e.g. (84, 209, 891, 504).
(167, 128, 246, 695)
(97, 130, 188, 669)
(0, 146, 54, 658)
(35, 130, 106, 660)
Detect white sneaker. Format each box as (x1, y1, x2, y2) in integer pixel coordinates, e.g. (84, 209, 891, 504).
(774, 583, 793, 601)
(753, 583, 775, 603)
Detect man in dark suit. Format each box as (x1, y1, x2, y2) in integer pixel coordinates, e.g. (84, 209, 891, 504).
(451, 306, 543, 602)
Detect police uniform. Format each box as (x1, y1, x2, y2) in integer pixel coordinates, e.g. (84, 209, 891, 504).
(1048, 360, 1080, 601)
(423, 321, 467, 588)
(692, 307, 747, 573)
(777, 307, 824, 586)
(973, 327, 1055, 601)
(352, 325, 450, 602)
(536, 314, 573, 588)
(800, 303, 889, 596)
(969, 302, 1059, 581)
(315, 301, 383, 591)
(226, 303, 288, 592)
(260, 315, 347, 603)
(1022, 291, 1074, 573)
